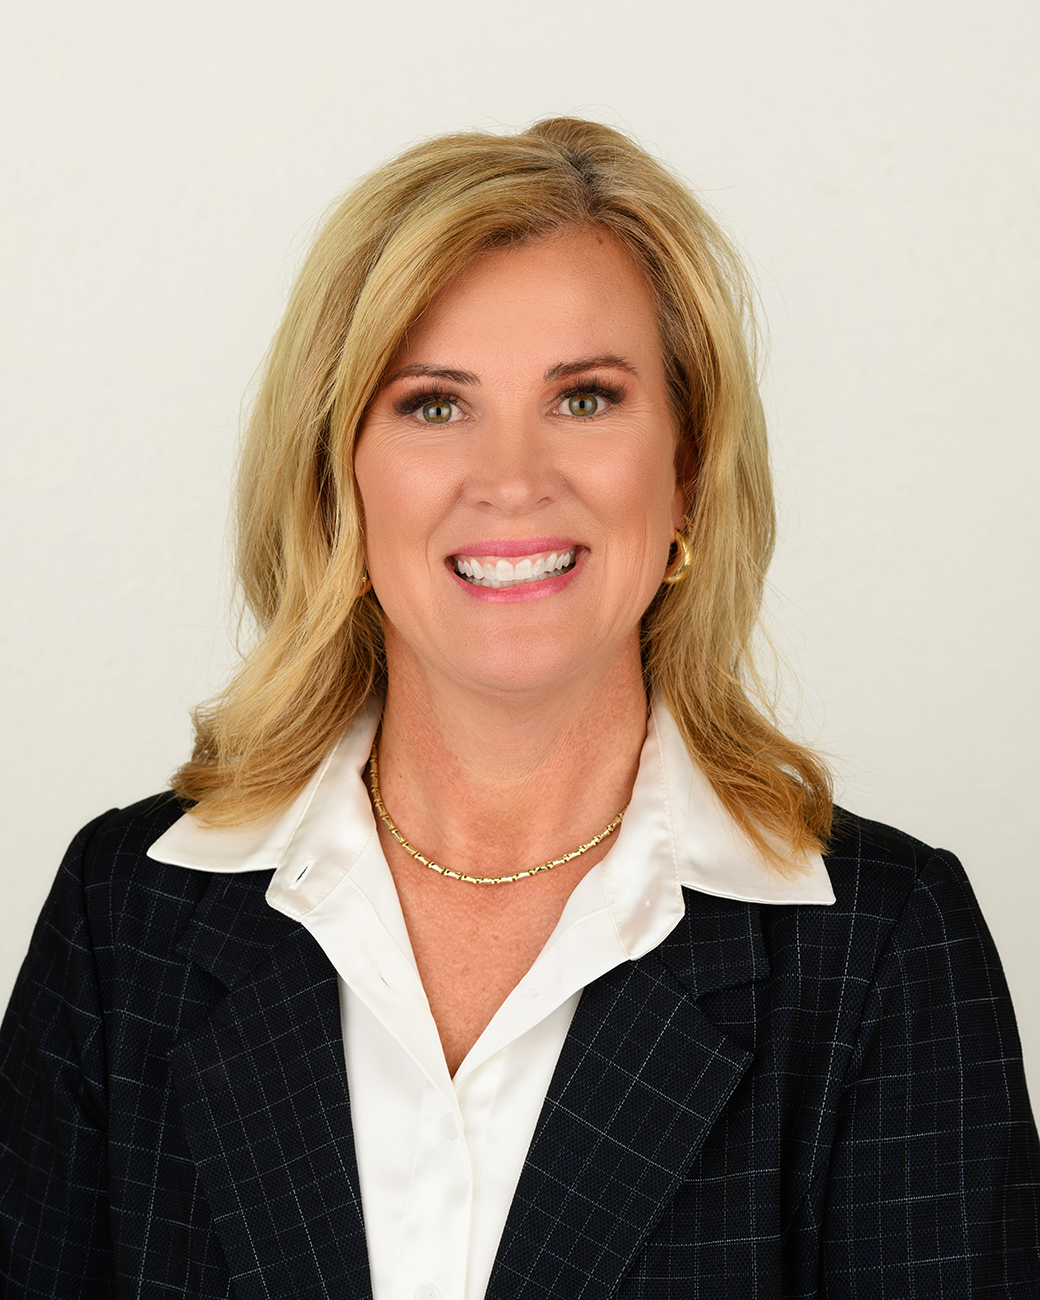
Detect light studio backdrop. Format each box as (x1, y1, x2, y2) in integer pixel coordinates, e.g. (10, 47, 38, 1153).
(3, 1, 1038, 1077)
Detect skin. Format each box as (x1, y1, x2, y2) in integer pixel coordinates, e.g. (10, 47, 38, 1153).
(354, 225, 687, 1073)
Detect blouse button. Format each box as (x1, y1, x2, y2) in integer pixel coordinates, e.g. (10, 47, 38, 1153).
(415, 1287, 440, 1300)
(440, 1114, 459, 1141)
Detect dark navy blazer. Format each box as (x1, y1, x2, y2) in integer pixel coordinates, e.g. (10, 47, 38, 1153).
(2, 793, 1039, 1297)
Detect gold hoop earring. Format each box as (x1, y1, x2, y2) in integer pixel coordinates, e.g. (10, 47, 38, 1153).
(662, 527, 692, 585)
(357, 570, 372, 599)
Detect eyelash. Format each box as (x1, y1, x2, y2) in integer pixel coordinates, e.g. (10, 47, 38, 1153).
(393, 388, 462, 419)
(557, 382, 626, 415)
(392, 381, 627, 422)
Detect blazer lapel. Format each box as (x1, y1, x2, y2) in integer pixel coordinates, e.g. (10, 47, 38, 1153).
(167, 872, 373, 1299)
(487, 890, 766, 1300)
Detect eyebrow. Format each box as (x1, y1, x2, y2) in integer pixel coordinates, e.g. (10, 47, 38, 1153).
(384, 354, 638, 387)
(383, 363, 480, 386)
(543, 355, 638, 381)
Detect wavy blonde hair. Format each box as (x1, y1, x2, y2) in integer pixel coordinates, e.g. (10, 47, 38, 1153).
(174, 116, 831, 866)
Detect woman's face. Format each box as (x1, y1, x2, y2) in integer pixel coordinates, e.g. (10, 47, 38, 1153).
(354, 225, 687, 700)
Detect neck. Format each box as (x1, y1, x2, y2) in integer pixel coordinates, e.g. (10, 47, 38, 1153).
(374, 637, 649, 880)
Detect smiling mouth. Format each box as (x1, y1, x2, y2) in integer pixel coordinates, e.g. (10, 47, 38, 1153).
(453, 548, 577, 588)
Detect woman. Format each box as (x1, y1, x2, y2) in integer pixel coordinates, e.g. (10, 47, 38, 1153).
(2, 118, 1037, 1297)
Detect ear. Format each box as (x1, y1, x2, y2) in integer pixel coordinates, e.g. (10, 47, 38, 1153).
(672, 433, 697, 528)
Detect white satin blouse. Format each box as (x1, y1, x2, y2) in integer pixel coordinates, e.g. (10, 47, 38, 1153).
(149, 698, 833, 1300)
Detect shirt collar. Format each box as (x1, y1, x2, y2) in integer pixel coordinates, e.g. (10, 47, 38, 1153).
(147, 696, 833, 911)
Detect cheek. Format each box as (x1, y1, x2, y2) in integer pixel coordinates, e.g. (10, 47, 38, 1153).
(353, 440, 403, 577)
(584, 434, 677, 528)
(355, 426, 461, 510)
(354, 432, 411, 525)
(351, 429, 378, 514)
(353, 437, 458, 583)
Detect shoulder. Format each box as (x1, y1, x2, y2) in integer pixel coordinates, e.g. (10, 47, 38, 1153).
(63, 792, 210, 925)
(747, 808, 1000, 1006)
(765, 808, 1010, 1022)
(32, 794, 273, 982)
(821, 804, 972, 923)
(73, 789, 186, 869)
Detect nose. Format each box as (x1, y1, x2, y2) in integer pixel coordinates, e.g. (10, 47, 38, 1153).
(463, 416, 561, 515)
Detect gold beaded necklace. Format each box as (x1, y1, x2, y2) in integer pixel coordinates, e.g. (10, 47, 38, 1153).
(367, 740, 626, 885)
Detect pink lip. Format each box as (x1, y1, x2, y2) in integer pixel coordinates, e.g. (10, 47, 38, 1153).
(449, 552, 583, 602)
(449, 535, 577, 560)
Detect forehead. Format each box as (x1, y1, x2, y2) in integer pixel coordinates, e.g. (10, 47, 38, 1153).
(394, 226, 663, 370)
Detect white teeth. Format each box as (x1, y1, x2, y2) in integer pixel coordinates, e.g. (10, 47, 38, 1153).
(454, 548, 576, 587)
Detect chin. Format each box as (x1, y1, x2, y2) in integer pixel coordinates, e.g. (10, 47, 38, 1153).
(453, 660, 579, 699)
(446, 633, 626, 701)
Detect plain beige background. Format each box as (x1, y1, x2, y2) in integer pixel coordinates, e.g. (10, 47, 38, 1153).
(2, 0, 1038, 1080)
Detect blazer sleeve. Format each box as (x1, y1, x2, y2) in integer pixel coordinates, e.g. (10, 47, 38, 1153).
(1, 813, 116, 1297)
(820, 848, 1040, 1294)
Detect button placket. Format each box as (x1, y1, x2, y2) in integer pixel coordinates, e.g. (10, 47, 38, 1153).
(393, 1083, 471, 1300)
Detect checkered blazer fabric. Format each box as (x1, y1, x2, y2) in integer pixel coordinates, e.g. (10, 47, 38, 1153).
(2, 796, 1038, 1298)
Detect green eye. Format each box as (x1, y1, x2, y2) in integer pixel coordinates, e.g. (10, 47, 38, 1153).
(421, 399, 454, 423)
(567, 393, 601, 417)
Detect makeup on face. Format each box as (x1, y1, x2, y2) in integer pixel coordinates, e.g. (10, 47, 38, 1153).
(353, 226, 685, 693)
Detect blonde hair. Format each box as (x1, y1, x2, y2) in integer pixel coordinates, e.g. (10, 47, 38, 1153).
(174, 117, 832, 866)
